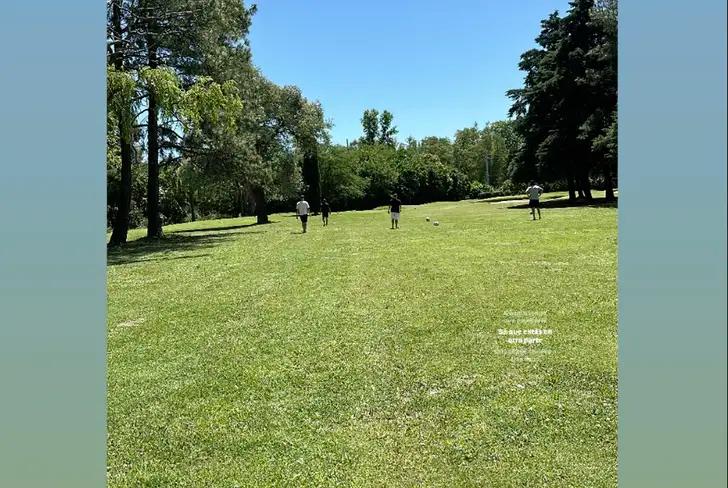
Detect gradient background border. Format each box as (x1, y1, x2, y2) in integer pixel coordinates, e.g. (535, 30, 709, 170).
(0, 1, 107, 487)
(0, 0, 725, 486)
(619, 0, 727, 486)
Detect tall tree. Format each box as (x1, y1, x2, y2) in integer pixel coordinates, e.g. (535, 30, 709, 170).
(453, 124, 483, 182)
(298, 102, 327, 214)
(106, 0, 255, 240)
(378, 110, 398, 146)
(508, 1, 612, 201)
(189, 68, 327, 224)
(107, 0, 136, 245)
(361, 109, 380, 144)
(419, 136, 454, 167)
(557, 0, 599, 200)
(583, 0, 618, 199)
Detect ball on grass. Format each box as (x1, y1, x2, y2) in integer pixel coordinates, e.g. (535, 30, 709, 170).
(426, 217, 430, 222)
(433, 221, 439, 226)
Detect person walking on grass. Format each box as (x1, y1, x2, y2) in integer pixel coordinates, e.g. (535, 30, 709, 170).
(321, 199, 331, 226)
(296, 195, 310, 233)
(388, 193, 402, 229)
(526, 181, 543, 220)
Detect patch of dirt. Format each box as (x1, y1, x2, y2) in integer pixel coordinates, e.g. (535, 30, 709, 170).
(117, 318, 145, 327)
(490, 199, 527, 205)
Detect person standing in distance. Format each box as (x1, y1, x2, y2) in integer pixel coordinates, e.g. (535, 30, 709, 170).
(388, 193, 402, 229)
(525, 181, 543, 220)
(321, 199, 331, 226)
(296, 195, 310, 233)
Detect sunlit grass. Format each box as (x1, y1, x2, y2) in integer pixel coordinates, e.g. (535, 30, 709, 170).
(108, 193, 617, 487)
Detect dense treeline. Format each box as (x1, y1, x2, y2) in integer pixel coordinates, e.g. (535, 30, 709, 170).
(107, 0, 617, 243)
(317, 117, 523, 211)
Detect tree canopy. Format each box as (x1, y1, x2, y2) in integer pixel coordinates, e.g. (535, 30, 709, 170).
(107, 0, 617, 242)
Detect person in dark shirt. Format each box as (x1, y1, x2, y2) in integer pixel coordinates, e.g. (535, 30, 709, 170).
(388, 193, 402, 229)
(321, 199, 331, 226)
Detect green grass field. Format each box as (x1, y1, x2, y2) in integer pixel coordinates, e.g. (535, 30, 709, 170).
(108, 194, 617, 487)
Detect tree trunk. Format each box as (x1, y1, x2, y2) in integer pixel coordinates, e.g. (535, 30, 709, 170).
(237, 185, 245, 217)
(108, 0, 132, 246)
(251, 185, 269, 224)
(567, 170, 577, 201)
(189, 192, 196, 221)
(605, 182, 615, 200)
(109, 140, 133, 245)
(146, 40, 163, 238)
(579, 166, 593, 201)
(603, 164, 615, 201)
(302, 142, 321, 214)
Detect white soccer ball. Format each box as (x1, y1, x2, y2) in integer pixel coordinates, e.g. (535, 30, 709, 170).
(426, 217, 430, 222)
(433, 221, 439, 226)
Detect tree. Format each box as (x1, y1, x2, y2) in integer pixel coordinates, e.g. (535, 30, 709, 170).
(379, 110, 398, 146)
(483, 120, 522, 187)
(508, 11, 569, 192)
(297, 101, 328, 214)
(107, 0, 136, 245)
(453, 125, 483, 182)
(556, 0, 600, 200)
(319, 145, 368, 208)
(188, 67, 328, 224)
(507, 0, 614, 201)
(398, 151, 470, 204)
(356, 144, 400, 207)
(583, 0, 618, 199)
(106, 0, 255, 242)
(361, 109, 380, 144)
(419, 136, 454, 167)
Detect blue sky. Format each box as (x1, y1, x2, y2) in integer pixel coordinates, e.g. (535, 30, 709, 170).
(248, 0, 571, 145)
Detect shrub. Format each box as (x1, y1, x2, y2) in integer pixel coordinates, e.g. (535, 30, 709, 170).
(497, 179, 521, 196)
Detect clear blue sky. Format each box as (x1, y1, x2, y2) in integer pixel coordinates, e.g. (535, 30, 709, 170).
(248, 0, 571, 145)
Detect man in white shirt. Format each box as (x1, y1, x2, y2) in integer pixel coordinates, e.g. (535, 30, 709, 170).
(525, 181, 543, 220)
(295, 195, 310, 233)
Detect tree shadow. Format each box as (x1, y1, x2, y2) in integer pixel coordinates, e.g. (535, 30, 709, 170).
(168, 221, 277, 235)
(109, 252, 213, 266)
(107, 230, 259, 266)
(474, 194, 564, 204)
(507, 196, 618, 209)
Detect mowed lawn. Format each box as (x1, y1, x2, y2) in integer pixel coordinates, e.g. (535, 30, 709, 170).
(107, 194, 617, 487)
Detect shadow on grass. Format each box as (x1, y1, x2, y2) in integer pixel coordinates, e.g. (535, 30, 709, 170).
(107, 225, 268, 266)
(474, 194, 565, 204)
(507, 196, 618, 209)
(109, 252, 215, 266)
(168, 221, 277, 235)
(107, 234, 230, 266)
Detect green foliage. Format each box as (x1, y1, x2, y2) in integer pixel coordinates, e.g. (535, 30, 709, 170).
(319, 145, 368, 208)
(107, 67, 137, 142)
(108, 0, 616, 232)
(139, 67, 183, 117)
(418, 136, 455, 167)
(106, 147, 148, 228)
(137, 67, 244, 133)
(507, 0, 616, 198)
(453, 126, 484, 181)
(453, 121, 523, 187)
(361, 108, 380, 144)
(379, 110, 398, 146)
(398, 152, 469, 203)
(358, 108, 398, 147)
(497, 179, 521, 197)
(106, 0, 258, 239)
(356, 143, 401, 206)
